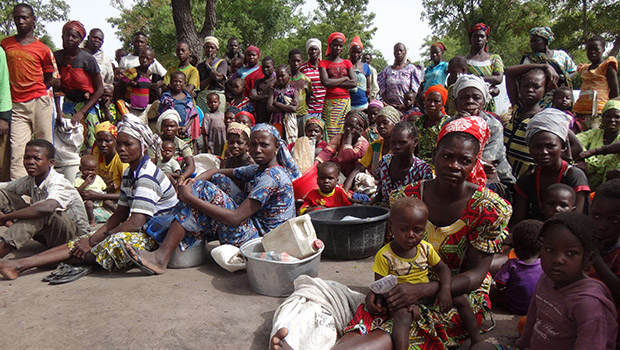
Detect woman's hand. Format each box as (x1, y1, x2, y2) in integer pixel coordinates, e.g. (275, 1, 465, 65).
(71, 110, 86, 125)
(177, 178, 195, 202)
(365, 292, 388, 316)
(386, 283, 430, 310)
(577, 149, 595, 161)
(71, 237, 93, 260)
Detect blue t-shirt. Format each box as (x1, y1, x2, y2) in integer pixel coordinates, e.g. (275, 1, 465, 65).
(350, 63, 371, 107)
(423, 61, 448, 92)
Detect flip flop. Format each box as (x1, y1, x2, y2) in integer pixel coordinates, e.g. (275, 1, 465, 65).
(42, 263, 73, 282)
(119, 243, 157, 276)
(48, 265, 92, 285)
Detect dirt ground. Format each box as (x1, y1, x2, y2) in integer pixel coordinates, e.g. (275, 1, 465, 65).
(1, 241, 520, 350)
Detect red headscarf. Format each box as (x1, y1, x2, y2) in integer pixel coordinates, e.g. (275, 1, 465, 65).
(245, 45, 260, 58)
(424, 85, 449, 114)
(62, 20, 86, 40)
(437, 116, 490, 186)
(326, 32, 346, 56)
(349, 36, 363, 50)
(469, 23, 491, 52)
(235, 111, 256, 126)
(430, 42, 447, 52)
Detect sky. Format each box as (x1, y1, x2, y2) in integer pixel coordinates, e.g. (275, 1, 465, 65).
(44, 0, 433, 62)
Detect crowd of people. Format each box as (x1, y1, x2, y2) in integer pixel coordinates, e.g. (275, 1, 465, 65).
(1, 2, 620, 349)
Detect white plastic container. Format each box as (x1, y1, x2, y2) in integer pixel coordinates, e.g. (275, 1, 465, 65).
(261, 215, 320, 259)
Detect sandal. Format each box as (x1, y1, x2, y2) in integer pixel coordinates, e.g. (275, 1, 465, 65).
(48, 265, 93, 285)
(42, 263, 74, 282)
(119, 243, 157, 276)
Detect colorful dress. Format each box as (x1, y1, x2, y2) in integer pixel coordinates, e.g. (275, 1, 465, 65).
(504, 111, 534, 178)
(319, 59, 353, 139)
(467, 54, 504, 112)
(316, 134, 369, 177)
(377, 64, 423, 106)
(522, 50, 577, 108)
(576, 128, 620, 190)
(375, 154, 433, 205)
(174, 165, 295, 248)
(414, 114, 448, 167)
(159, 90, 200, 140)
(574, 57, 618, 122)
(300, 60, 326, 117)
(344, 182, 511, 349)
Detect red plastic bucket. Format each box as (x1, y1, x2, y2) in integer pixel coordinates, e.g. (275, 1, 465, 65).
(292, 162, 318, 200)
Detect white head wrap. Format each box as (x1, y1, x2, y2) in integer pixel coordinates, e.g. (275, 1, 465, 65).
(453, 75, 491, 105)
(526, 108, 571, 145)
(204, 36, 219, 50)
(305, 38, 322, 59)
(156, 109, 182, 134)
(118, 115, 162, 157)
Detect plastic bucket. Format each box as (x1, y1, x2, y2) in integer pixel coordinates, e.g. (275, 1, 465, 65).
(167, 241, 207, 269)
(292, 162, 318, 200)
(240, 238, 323, 297)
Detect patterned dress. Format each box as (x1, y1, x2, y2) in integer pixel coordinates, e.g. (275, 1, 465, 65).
(344, 181, 512, 349)
(378, 64, 423, 106)
(375, 154, 433, 206)
(467, 54, 504, 112)
(576, 128, 620, 190)
(414, 114, 448, 167)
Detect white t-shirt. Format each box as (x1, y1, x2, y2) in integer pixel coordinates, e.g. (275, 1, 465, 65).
(119, 54, 167, 77)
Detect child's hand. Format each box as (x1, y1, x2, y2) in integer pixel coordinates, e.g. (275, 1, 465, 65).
(85, 173, 95, 186)
(365, 292, 387, 316)
(435, 289, 452, 313)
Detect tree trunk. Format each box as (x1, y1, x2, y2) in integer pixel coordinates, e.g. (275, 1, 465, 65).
(581, 0, 587, 42)
(171, 0, 217, 61)
(610, 35, 620, 58)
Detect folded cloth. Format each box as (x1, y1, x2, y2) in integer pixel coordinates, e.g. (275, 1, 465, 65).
(270, 275, 365, 350)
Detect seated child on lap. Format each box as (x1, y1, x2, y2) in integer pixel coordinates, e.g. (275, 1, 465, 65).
(157, 140, 182, 180)
(73, 155, 115, 226)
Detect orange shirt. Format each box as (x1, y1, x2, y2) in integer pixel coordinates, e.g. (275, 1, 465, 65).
(574, 56, 618, 114)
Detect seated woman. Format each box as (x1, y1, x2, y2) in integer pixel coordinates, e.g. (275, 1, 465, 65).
(273, 116, 512, 349)
(92, 122, 128, 194)
(577, 100, 620, 190)
(150, 109, 196, 182)
(121, 124, 301, 275)
(289, 117, 328, 174)
(414, 84, 449, 167)
(371, 121, 433, 206)
(343, 106, 400, 192)
(512, 108, 590, 225)
(316, 110, 369, 179)
(0, 117, 178, 280)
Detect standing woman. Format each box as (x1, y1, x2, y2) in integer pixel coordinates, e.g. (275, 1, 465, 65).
(378, 43, 423, 112)
(421, 42, 448, 93)
(299, 38, 327, 122)
(54, 21, 103, 153)
(238, 45, 264, 97)
(196, 36, 228, 114)
(319, 32, 357, 140)
(466, 23, 504, 112)
(348, 36, 371, 110)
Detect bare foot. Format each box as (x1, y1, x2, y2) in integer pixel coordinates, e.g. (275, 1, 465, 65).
(270, 328, 293, 350)
(124, 242, 167, 275)
(0, 259, 22, 280)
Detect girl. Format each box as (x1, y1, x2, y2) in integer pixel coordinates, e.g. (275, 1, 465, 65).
(363, 99, 383, 143)
(421, 42, 448, 94)
(316, 110, 369, 178)
(466, 23, 504, 112)
(222, 122, 254, 169)
(115, 47, 155, 124)
(92, 122, 128, 193)
(348, 36, 371, 110)
(319, 32, 357, 139)
(268, 64, 299, 144)
(238, 45, 264, 97)
(512, 108, 590, 225)
(159, 71, 200, 152)
(516, 213, 617, 349)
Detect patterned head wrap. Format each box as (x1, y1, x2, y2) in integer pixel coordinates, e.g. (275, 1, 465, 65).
(349, 36, 363, 50)
(602, 100, 620, 116)
(453, 75, 491, 105)
(347, 110, 369, 129)
(62, 20, 86, 40)
(245, 45, 260, 58)
(425, 84, 449, 114)
(368, 100, 384, 109)
(94, 121, 117, 138)
(306, 38, 322, 59)
(526, 108, 571, 145)
(204, 36, 219, 50)
(530, 27, 554, 43)
(118, 115, 162, 157)
(156, 109, 181, 134)
(469, 23, 490, 37)
(305, 117, 325, 131)
(235, 111, 256, 126)
(377, 105, 401, 125)
(326, 32, 346, 56)
(437, 116, 490, 186)
(431, 42, 447, 52)
(227, 122, 251, 138)
(251, 123, 301, 180)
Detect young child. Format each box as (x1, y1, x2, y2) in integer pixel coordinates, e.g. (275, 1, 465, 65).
(226, 78, 254, 113)
(229, 57, 244, 77)
(288, 48, 313, 136)
(363, 99, 383, 143)
(369, 197, 482, 350)
(574, 36, 619, 131)
(445, 55, 468, 117)
(222, 122, 254, 169)
(249, 56, 276, 124)
(541, 183, 576, 219)
(157, 140, 182, 179)
(164, 41, 200, 97)
(402, 90, 419, 116)
(115, 47, 155, 120)
(298, 162, 353, 215)
(201, 92, 226, 155)
(552, 86, 578, 131)
(224, 107, 239, 129)
(589, 179, 620, 306)
(268, 64, 299, 144)
(159, 71, 199, 148)
(98, 84, 118, 123)
(493, 219, 544, 315)
(74, 155, 115, 226)
(516, 212, 618, 349)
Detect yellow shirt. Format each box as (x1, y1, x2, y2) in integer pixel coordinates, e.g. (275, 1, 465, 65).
(94, 151, 128, 193)
(372, 240, 441, 284)
(163, 64, 200, 90)
(359, 139, 385, 170)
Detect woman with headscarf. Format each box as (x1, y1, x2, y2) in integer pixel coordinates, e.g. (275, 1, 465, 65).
(117, 123, 299, 275)
(0, 118, 179, 281)
(300, 38, 326, 122)
(309, 116, 512, 350)
(466, 23, 505, 112)
(150, 109, 196, 181)
(319, 32, 357, 140)
(237, 45, 264, 97)
(53, 20, 104, 151)
(511, 108, 590, 225)
(421, 42, 448, 94)
(378, 42, 423, 111)
(414, 84, 449, 167)
(92, 122, 128, 191)
(316, 109, 369, 178)
(197, 36, 228, 114)
(521, 26, 577, 107)
(348, 36, 371, 110)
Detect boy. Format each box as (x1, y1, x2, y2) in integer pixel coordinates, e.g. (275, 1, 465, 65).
(201, 92, 226, 155)
(226, 78, 254, 113)
(249, 56, 276, 124)
(74, 155, 115, 226)
(0, 140, 89, 258)
(402, 90, 419, 116)
(288, 48, 313, 137)
(298, 162, 353, 215)
(163, 41, 199, 98)
(541, 183, 576, 219)
(159, 71, 199, 144)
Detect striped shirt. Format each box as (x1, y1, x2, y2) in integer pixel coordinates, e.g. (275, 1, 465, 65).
(504, 114, 534, 178)
(300, 60, 326, 114)
(119, 155, 178, 218)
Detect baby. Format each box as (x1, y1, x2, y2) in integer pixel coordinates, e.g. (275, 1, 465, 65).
(74, 155, 115, 226)
(157, 140, 181, 179)
(298, 162, 353, 215)
(541, 183, 576, 219)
